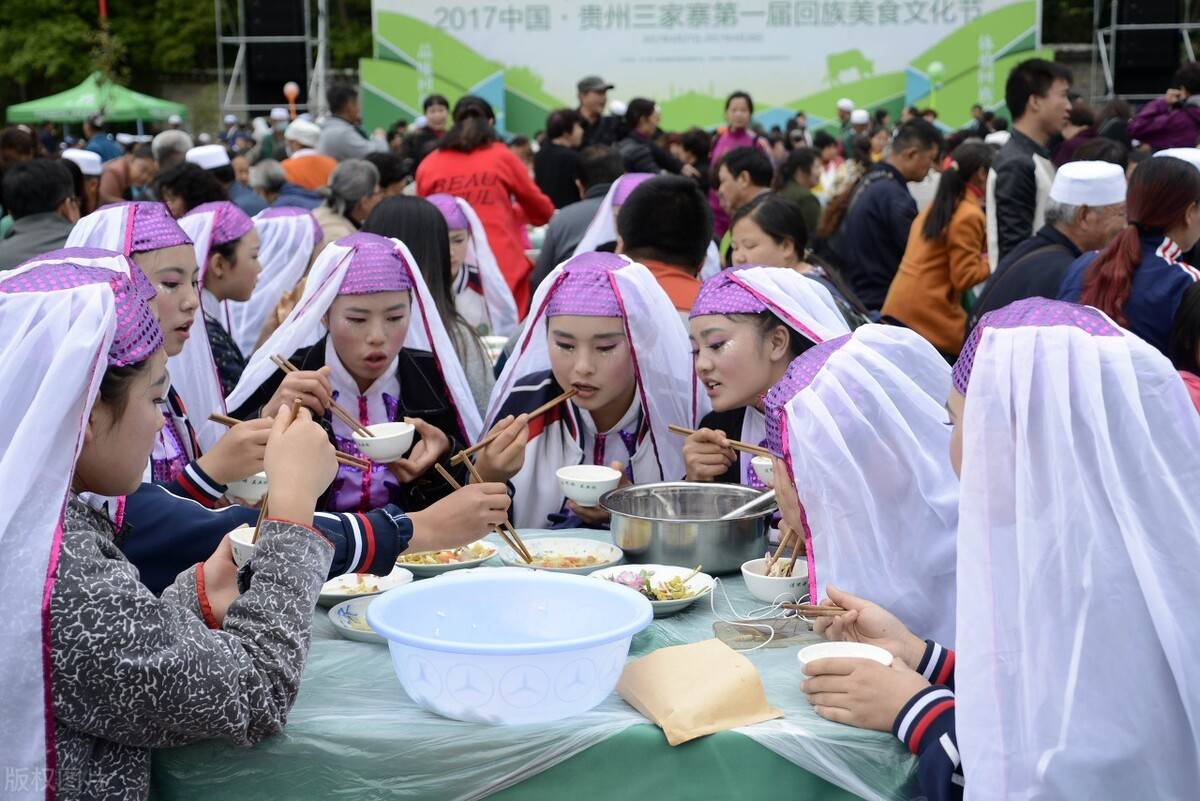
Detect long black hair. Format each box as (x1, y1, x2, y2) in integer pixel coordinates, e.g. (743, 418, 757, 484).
(921, 141, 993, 241)
(360, 195, 480, 356)
(439, 96, 497, 153)
(622, 98, 657, 137)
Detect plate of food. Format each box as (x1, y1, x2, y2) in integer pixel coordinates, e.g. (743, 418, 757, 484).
(589, 564, 714, 617)
(318, 566, 413, 608)
(328, 596, 386, 644)
(395, 540, 498, 577)
(499, 536, 623, 574)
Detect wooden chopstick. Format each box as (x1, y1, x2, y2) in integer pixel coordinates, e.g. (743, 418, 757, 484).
(460, 459, 534, 563)
(433, 464, 531, 562)
(667, 424, 773, 458)
(269, 354, 374, 438)
(781, 603, 846, 618)
(450, 388, 578, 466)
(252, 398, 301, 544)
(208, 413, 372, 471)
(766, 524, 797, 575)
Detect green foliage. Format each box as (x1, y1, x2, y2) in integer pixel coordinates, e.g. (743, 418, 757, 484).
(330, 0, 372, 69)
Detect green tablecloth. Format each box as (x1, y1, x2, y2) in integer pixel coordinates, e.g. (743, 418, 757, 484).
(150, 531, 916, 800)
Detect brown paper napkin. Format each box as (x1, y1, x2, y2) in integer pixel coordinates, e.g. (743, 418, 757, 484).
(617, 638, 783, 746)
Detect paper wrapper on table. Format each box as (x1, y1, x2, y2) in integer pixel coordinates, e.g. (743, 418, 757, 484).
(617, 638, 782, 746)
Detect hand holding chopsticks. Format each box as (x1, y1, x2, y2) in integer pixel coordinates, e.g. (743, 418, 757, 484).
(450, 388, 577, 466)
(668, 424, 772, 458)
(209, 413, 371, 471)
(433, 463, 533, 562)
(269, 354, 373, 438)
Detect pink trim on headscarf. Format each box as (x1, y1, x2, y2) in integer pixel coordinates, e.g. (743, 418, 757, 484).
(608, 270, 666, 482)
(733, 275, 825, 345)
(779, 435, 817, 603)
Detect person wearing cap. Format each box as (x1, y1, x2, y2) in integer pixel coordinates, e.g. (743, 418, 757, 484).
(187, 143, 268, 217)
(882, 141, 994, 356)
(83, 115, 123, 163)
(152, 129, 193, 171)
(0, 160, 78, 270)
(318, 83, 388, 162)
(577, 75, 620, 147)
(1059, 152, 1200, 356)
(969, 160, 1128, 335)
(254, 107, 292, 164)
(843, 108, 871, 158)
(61, 148, 103, 215)
(836, 98, 854, 131)
(99, 142, 159, 206)
(166, 113, 184, 130)
(281, 118, 337, 191)
(220, 113, 240, 144)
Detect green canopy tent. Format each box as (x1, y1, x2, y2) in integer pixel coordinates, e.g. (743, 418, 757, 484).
(6, 72, 186, 134)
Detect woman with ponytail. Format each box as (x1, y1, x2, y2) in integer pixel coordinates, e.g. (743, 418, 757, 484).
(1059, 152, 1200, 355)
(882, 140, 994, 356)
(417, 95, 554, 314)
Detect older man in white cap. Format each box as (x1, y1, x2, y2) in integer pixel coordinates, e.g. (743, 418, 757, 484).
(255, 107, 292, 163)
(281, 119, 336, 190)
(186, 142, 267, 216)
(61, 148, 102, 214)
(844, 107, 870, 154)
(968, 160, 1128, 332)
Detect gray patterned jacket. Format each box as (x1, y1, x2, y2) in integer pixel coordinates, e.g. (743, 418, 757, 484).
(50, 495, 334, 801)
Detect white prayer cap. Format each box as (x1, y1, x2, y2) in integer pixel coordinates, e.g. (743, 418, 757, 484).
(850, 108, 870, 125)
(836, 98, 854, 112)
(1154, 147, 1200, 171)
(609, 99, 627, 117)
(167, 114, 183, 126)
(269, 107, 289, 122)
(223, 114, 238, 125)
(984, 130, 1011, 146)
(1049, 160, 1127, 207)
(414, 115, 429, 129)
(284, 119, 320, 147)
(186, 143, 231, 170)
(62, 149, 102, 176)
(115, 132, 136, 146)
(197, 132, 212, 144)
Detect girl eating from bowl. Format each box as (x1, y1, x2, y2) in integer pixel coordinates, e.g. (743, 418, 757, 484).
(762, 324, 959, 647)
(478, 251, 698, 528)
(0, 259, 339, 801)
(227, 232, 496, 516)
(65, 202, 271, 502)
(684, 266, 849, 487)
(797, 298, 1200, 801)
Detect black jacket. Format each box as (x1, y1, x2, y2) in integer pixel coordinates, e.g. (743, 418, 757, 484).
(230, 337, 469, 512)
(694, 407, 748, 484)
(827, 162, 916, 311)
(966, 224, 1082, 335)
(617, 133, 684, 175)
(579, 113, 620, 147)
(991, 130, 1053, 264)
(534, 142, 581, 209)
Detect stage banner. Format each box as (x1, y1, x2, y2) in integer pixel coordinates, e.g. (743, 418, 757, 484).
(364, 0, 1044, 134)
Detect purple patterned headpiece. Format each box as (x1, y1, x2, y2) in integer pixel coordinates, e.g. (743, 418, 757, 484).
(612, 173, 655, 206)
(689, 269, 767, 318)
(335, 232, 414, 295)
(96, 202, 193, 255)
(26, 247, 159, 306)
(427, 194, 469, 230)
(545, 251, 626, 318)
(763, 334, 853, 456)
(0, 262, 163, 366)
(185, 201, 254, 246)
(953, 298, 1122, 396)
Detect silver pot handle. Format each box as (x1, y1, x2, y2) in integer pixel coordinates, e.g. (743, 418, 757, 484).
(718, 489, 777, 520)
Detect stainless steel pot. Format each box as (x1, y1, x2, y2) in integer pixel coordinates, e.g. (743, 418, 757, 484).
(599, 482, 771, 575)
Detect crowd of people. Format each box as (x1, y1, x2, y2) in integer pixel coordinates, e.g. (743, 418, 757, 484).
(3, 53, 1200, 801)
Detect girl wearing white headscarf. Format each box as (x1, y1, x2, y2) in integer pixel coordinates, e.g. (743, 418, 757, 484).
(227, 232, 485, 514)
(0, 255, 337, 801)
(684, 266, 849, 487)
(478, 251, 699, 528)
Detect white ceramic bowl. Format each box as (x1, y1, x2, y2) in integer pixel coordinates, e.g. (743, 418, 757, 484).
(353, 421, 415, 463)
(556, 465, 622, 507)
(797, 642, 893, 675)
(751, 456, 774, 488)
(226, 471, 268, 504)
(589, 564, 714, 617)
(396, 540, 498, 578)
(228, 524, 256, 567)
(328, 596, 387, 644)
(367, 567, 653, 724)
(318, 565, 414, 608)
(740, 557, 808, 604)
(500, 536, 623, 574)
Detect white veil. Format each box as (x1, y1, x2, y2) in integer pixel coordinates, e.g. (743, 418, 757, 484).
(226, 236, 484, 442)
(452, 196, 519, 337)
(779, 325, 958, 645)
(955, 304, 1200, 800)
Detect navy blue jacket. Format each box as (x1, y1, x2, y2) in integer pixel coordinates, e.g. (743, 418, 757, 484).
(274, 182, 323, 210)
(893, 641, 963, 800)
(829, 162, 917, 311)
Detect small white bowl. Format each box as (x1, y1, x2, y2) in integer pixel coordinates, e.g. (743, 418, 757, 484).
(797, 642, 893, 675)
(740, 557, 808, 604)
(226, 471, 268, 504)
(751, 456, 774, 488)
(589, 564, 714, 617)
(500, 536, 624, 575)
(353, 421, 415, 463)
(557, 465, 622, 507)
(228, 524, 256, 567)
(319, 565, 414, 608)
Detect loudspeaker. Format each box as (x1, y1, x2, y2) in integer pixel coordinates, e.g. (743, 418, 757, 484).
(244, 0, 309, 107)
(1113, 0, 1182, 95)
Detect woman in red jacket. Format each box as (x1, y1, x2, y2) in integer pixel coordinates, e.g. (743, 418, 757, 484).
(417, 96, 554, 315)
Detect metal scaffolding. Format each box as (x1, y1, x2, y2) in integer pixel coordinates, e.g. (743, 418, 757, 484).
(1091, 0, 1200, 103)
(214, 0, 329, 120)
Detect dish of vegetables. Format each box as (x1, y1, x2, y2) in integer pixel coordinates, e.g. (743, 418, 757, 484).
(589, 564, 714, 617)
(396, 541, 497, 576)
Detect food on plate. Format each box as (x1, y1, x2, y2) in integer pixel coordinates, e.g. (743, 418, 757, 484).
(528, 552, 604, 569)
(348, 614, 373, 633)
(336, 575, 381, 594)
(397, 542, 493, 565)
(606, 569, 700, 601)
